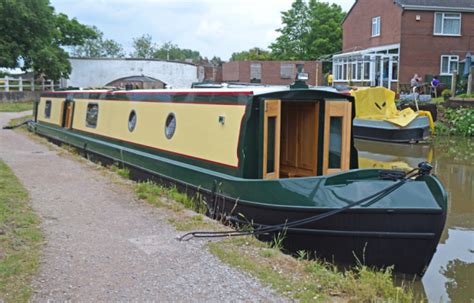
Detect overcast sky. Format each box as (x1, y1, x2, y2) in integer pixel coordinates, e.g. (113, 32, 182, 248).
(50, 0, 355, 60)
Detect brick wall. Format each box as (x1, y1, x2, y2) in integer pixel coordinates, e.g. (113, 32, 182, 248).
(222, 61, 323, 86)
(399, 11, 474, 84)
(343, 0, 402, 51)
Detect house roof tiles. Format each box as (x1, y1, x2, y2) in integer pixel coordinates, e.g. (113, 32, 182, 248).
(396, 0, 474, 10)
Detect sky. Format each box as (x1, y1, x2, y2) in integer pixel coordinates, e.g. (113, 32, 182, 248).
(50, 0, 355, 60)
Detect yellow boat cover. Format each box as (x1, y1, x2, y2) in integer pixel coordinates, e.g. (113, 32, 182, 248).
(351, 87, 418, 127)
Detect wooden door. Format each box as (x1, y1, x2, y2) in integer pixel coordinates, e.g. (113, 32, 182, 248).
(323, 101, 352, 175)
(62, 101, 75, 129)
(263, 99, 281, 179)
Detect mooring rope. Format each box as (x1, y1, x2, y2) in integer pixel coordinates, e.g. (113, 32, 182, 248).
(2, 120, 32, 130)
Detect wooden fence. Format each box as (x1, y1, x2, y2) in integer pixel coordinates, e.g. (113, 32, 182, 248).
(0, 76, 60, 92)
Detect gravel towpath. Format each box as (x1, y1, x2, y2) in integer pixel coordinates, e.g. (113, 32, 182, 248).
(0, 112, 286, 302)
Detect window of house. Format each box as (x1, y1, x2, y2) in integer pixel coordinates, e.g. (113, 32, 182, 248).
(280, 63, 294, 79)
(351, 62, 357, 80)
(357, 62, 363, 81)
(250, 63, 262, 83)
(372, 16, 381, 37)
(363, 56, 371, 81)
(440, 55, 459, 75)
(44, 100, 52, 119)
(86, 103, 99, 128)
(391, 59, 399, 81)
(434, 12, 461, 35)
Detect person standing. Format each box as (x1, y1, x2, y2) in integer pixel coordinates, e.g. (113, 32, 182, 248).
(327, 72, 334, 87)
(431, 75, 440, 97)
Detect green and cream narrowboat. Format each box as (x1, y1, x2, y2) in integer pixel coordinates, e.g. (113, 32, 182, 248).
(29, 85, 447, 276)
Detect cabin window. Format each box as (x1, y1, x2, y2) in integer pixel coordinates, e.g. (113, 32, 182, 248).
(86, 103, 99, 128)
(266, 117, 276, 173)
(165, 113, 176, 139)
(44, 100, 52, 119)
(328, 117, 342, 168)
(128, 110, 137, 132)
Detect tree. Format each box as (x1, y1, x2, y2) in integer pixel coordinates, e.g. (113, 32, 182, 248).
(230, 47, 271, 61)
(269, 0, 345, 61)
(71, 26, 124, 58)
(210, 56, 223, 66)
(153, 42, 201, 62)
(306, 0, 345, 59)
(130, 34, 156, 58)
(269, 0, 310, 60)
(0, 0, 96, 80)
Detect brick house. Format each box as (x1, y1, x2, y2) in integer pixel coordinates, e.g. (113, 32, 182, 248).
(222, 61, 323, 86)
(332, 0, 474, 91)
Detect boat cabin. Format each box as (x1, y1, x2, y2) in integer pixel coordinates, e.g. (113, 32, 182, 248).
(34, 87, 357, 180)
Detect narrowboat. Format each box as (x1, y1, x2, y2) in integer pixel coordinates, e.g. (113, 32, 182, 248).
(28, 83, 447, 276)
(352, 87, 434, 143)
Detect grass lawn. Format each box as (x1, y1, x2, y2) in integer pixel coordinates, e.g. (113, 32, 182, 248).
(0, 160, 43, 302)
(0, 102, 33, 112)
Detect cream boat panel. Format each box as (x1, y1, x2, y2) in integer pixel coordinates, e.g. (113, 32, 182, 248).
(38, 97, 65, 126)
(73, 99, 246, 167)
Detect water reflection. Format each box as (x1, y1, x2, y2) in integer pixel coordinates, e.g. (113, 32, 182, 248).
(356, 137, 474, 302)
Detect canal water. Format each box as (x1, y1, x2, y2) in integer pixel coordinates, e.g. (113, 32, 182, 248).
(356, 137, 474, 303)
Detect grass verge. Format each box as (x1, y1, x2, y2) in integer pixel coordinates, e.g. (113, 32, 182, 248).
(209, 237, 414, 302)
(7, 115, 33, 129)
(0, 102, 33, 112)
(0, 160, 43, 302)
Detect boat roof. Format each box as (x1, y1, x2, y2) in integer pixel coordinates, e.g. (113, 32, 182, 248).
(44, 86, 341, 97)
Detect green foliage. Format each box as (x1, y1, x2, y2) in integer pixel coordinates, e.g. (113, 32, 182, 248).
(269, 0, 345, 60)
(130, 34, 157, 59)
(153, 42, 201, 63)
(209, 236, 415, 302)
(0, 0, 95, 80)
(0, 160, 43, 302)
(71, 26, 124, 58)
(209, 56, 223, 66)
(230, 47, 271, 61)
(442, 89, 452, 99)
(269, 0, 309, 60)
(440, 107, 474, 136)
(134, 181, 207, 214)
(110, 163, 130, 179)
(456, 93, 474, 99)
(130, 35, 202, 63)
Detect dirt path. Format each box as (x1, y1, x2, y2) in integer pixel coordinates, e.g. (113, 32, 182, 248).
(0, 112, 286, 302)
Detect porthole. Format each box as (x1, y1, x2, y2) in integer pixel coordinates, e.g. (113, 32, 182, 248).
(164, 113, 176, 139)
(128, 110, 137, 132)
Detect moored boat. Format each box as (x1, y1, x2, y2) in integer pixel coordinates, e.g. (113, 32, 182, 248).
(352, 87, 434, 143)
(29, 83, 447, 276)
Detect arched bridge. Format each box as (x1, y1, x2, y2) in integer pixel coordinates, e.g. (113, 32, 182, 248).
(66, 58, 204, 89)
